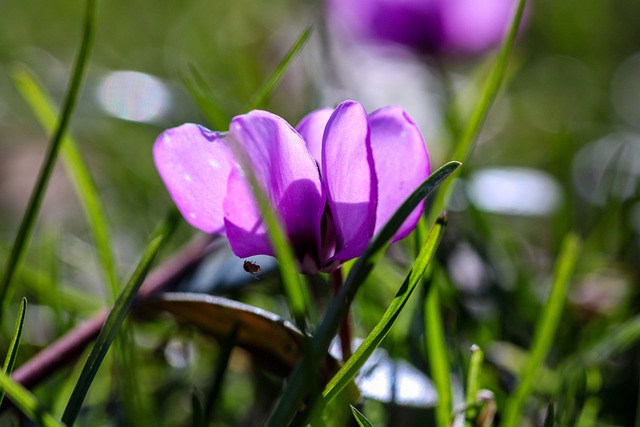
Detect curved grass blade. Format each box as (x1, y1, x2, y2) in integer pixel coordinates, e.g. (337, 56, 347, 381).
(425, 274, 451, 427)
(0, 370, 65, 427)
(351, 405, 375, 427)
(0, 0, 97, 317)
(11, 65, 119, 301)
(264, 161, 460, 427)
(0, 298, 27, 407)
(501, 232, 581, 427)
(13, 65, 153, 426)
(322, 214, 447, 405)
(61, 228, 172, 426)
(179, 62, 232, 130)
(246, 26, 313, 111)
(230, 141, 311, 333)
(427, 0, 527, 223)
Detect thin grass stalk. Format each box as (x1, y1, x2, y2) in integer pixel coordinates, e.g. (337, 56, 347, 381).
(0, 0, 97, 318)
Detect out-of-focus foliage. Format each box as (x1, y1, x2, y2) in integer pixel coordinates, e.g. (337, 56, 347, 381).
(1, 0, 640, 425)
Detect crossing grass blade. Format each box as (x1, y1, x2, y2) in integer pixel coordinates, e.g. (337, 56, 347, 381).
(425, 272, 451, 427)
(501, 233, 581, 427)
(264, 161, 460, 427)
(427, 0, 527, 223)
(17, 267, 101, 313)
(0, 0, 97, 318)
(246, 26, 313, 111)
(0, 298, 27, 407)
(61, 213, 178, 426)
(230, 141, 311, 333)
(351, 405, 375, 427)
(11, 65, 120, 301)
(321, 214, 447, 406)
(0, 369, 65, 427)
(12, 62, 153, 427)
(180, 62, 233, 130)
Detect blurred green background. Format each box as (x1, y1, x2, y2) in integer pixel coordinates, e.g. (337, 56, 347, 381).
(1, 0, 640, 425)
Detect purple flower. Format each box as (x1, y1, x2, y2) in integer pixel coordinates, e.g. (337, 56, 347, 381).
(328, 0, 521, 55)
(153, 100, 430, 273)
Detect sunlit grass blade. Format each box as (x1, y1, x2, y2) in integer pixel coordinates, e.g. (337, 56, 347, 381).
(465, 344, 484, 420)
(11, 64, 119, 301)
(0, 370, 65, 427)
(322, 214, 447, 406)
(246, 26, 313, 111)
(501, 232, 581, 427)
(61, 214, 177, 426)
(0, 298, 27, 407)
(427, 0, 527, 223)
(12, 63, 151, 426)
(0, 0, 96, 318)
(264, 161, 460, 427)
(180, 62, 232, 130)
(230, 142, 311, 332)
(351, 405, 375, 427)
(204, 327, 238, 421)
(18, 265, 100, 310)
(425, 272, 451, 427)
(581, 315, 640, 367)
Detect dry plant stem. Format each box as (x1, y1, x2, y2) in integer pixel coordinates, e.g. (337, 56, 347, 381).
(10, 234, 215, 392)
(330, 268, 352, 362)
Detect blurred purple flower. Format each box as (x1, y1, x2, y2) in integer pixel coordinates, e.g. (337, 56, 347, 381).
(154, 100, 430, 273)
(327, 0, 521, 55)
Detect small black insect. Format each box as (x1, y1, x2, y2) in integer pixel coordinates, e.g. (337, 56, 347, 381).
(243, 260, 261, 278)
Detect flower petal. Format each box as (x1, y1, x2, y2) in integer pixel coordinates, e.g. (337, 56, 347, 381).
(368, 106, 430, 241)
(296, 108, 334, 170)
(223, 110, 326, 263)
(322, 101, 377, 261)
(153, 123, 233, 234)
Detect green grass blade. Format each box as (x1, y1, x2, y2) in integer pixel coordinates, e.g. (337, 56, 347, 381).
(465, 344, 484, 421)
(322, 214, 447, 405)
(501, 233, 581, 427)
(0, 0, 97, 317)
(204, 327, 238, 421)
(230, 142, 311, 332)
(246, 26, 313, 111)
(0, 298, 27, 407)
(351, 405, 375, 427)
(582, 315, 640, 366)
(425, 272, 451, 427)
(11, 65, 120, 301)
(192, 390, 206, 427)
(427, 0, 527, 223)
(0, 370, 65, 427)
(61, 218, 176, 426)
(543, 402, 555, 427)
(18, 266, 101, 313)
(264, 161, 460, 427)
(179, 63, 232, 130)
